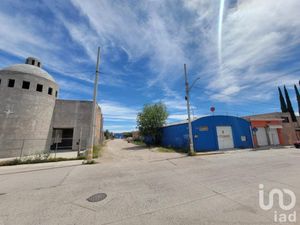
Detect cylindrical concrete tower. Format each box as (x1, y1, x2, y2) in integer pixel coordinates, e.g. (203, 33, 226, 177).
(0, 57, 58, 158)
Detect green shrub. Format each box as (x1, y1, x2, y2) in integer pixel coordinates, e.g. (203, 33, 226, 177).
(133, 140, 146, 146)
(0, 156, 86, 167)
(93, 144, 104, 158)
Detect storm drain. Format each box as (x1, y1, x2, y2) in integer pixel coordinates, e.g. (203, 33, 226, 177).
(87, 193, 107, 202)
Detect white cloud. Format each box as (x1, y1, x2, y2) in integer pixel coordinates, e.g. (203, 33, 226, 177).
(185, 0, 300, 103)
(0, 13, 57, 56)
(99, 100, 139, 121)
(168, 114, 187, 121)
(0, 3, 125, 88)
(1, 0, 299, 130)
(103, 125, 137, 133)
(99, 100, 139, 132)
(56, 78, 92, 96)
(64, 0, 189, 88)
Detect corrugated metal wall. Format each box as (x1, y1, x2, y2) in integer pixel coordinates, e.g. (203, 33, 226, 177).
(161, 123, 189, 150)
(161, 115, 253, 152)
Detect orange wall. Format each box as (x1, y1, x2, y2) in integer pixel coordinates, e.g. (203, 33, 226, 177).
(250, 120, 283, 146)
(251, 120, 281, 127)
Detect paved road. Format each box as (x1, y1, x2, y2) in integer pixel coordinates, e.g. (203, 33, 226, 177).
(0, 140, 299, 225)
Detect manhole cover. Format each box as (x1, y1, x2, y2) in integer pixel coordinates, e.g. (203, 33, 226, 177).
(87, 193, 107, 202)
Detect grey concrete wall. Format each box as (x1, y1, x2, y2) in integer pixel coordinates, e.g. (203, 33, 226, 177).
(0, 71, 58, 158)
(50, 100, 103, 151)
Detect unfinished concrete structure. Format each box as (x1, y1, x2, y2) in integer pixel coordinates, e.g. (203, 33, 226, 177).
(0, 57, 58, 158)
(50, 100, 104, 151)
(0, 57, 103, 158)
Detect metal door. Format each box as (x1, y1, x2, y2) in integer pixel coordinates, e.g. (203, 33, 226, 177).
(269, 129, 279, 145)
(216, 126, 234, 150)
(256, 128, 268, 146)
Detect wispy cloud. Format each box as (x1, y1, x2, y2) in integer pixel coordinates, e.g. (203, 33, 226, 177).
(100, 100, 139, 121)
(185, 0, 300, 103)
(99, 100, 140, 132)
(62, 0, 190, 88)
(0, 1, 126, 88)
(1, 0, 299, 131)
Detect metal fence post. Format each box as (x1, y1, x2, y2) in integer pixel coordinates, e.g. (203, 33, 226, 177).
(55, 133, 59, 159)
(78, 128, 82, 157)
(19, 139, 25, 159)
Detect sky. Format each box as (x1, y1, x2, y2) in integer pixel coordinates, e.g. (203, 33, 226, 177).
(0, 0, 300, 133)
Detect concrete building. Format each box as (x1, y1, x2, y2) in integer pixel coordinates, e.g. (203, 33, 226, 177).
(161, 115, 253, 152)
(50, 100, 104, 151)
(244, 112, 300, 146)
(0, 57, 103, 158)
(0, 57, 58, 158)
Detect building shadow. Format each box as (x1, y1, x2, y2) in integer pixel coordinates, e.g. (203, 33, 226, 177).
(122, 146, 148, 151)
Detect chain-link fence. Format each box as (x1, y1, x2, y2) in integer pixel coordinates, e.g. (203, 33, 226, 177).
(0, 137, 89, 159)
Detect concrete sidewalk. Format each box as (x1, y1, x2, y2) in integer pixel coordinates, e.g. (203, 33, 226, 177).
(0, 159, 83, 175)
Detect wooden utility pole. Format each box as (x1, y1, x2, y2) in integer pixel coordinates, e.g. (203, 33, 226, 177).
(86, 47, 101, 162)
(184, 64, 195, 155)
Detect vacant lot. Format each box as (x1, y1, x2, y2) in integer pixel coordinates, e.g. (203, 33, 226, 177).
(0, 139, 299, 225)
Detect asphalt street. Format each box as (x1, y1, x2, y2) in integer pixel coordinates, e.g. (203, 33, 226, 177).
(0, 140, 299, 225)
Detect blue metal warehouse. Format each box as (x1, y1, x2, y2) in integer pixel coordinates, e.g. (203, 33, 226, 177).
(114, 133, 124, 139)
(161, 115, 253, 152)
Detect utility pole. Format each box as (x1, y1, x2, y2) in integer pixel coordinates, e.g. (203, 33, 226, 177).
(184, 64, 195, 155)
(86, 47, 101, 162)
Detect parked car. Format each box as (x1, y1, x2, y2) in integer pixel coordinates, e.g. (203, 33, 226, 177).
(294, 141, 300, 148)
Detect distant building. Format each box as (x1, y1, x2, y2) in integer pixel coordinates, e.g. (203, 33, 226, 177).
(114, 133, 124, 139)
(0, 57, 103, 158)
(244, 112, 300, 146)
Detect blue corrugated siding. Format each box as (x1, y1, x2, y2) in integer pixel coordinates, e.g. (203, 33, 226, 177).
(161, 123, 189, 149)
(161, 115, 253, 152)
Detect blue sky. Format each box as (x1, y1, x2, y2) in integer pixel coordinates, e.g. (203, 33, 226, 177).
(0, 0, 300, 132)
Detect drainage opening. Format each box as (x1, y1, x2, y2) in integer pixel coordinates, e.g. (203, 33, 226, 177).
(87, 193, 107, 202)
(0, 193, 6, 196)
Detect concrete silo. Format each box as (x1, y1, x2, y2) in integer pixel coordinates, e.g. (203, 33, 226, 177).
(0, 57, 58, 158)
